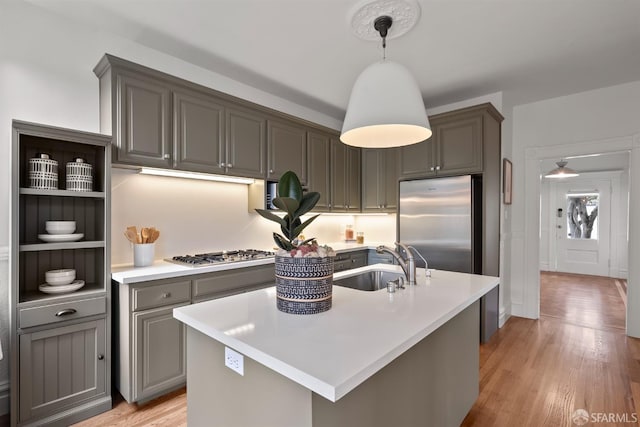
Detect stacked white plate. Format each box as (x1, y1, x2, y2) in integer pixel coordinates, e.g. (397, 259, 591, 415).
(39, 268, 85, 294)
(38, 220, 83, 242)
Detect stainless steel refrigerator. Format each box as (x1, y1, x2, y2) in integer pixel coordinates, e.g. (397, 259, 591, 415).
(398, 175, 483, 274)
(399, 175, 499, 342)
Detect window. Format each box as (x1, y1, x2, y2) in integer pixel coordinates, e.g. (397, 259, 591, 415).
(566, 192, 599, 240)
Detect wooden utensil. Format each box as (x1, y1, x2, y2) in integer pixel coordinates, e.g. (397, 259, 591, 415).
(149, 229, 160, 243)
(124, 229, 137, 244)
(141, 227, 150, 244)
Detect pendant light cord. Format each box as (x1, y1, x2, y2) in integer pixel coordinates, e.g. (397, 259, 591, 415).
(374, 15, 392, 61)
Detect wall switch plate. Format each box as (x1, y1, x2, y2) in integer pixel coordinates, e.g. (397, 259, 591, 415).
(225, 346, 244, 376)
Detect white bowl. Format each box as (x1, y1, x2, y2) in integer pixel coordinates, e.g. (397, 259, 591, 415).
(45, 269, 76, 286)
(46, 221, 76, 235)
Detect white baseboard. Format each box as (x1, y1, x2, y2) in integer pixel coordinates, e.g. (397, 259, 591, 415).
(539, 262, 550, 271)
(510, 302, 537, 320)
(499, 305, 508, 328)
(0, 380, 8, 416)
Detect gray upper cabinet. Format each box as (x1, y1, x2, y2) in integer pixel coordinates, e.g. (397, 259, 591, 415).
(331, 139, 361, 212)
(267, 119, 307, 184)
(173, 89, 225, 173)
(116, 72, 172, 167)
(362, 148, 399, 212)
(225, 106, 266, 179)
(400, 108, 485, 179)
(307, 131, 331, 211)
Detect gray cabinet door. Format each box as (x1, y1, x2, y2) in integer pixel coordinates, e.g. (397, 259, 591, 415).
(362, 148, 399, 212)
(133, 303, 188, 402)
(19, 319, 107, 422)
(399, 138, 437, 178)
(267, 119, 307, 184)
(346, 145, 362, 211)
(362, 149, 383, 212)
(331, 139, 361, 212)
(116, 73, 171, 167)
(226, 106, 266, 179)
(307, 131, 331, 211)
(173, 90, 225, 173)
(330, 139, 348, 211)
(434, 114, 483, 175)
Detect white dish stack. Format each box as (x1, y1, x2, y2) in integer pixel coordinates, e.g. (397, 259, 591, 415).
(66, 157, 93, 191)
(29, 153, 58, 190)
(40, 268, 85, 294)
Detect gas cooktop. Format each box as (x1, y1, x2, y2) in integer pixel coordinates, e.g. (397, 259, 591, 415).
(166, 249, 275, 267)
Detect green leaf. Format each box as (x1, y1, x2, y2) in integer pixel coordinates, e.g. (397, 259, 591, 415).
(278, 171, 303, 202)
(255, 209, 286, 227)
(292, 214, 320, 237)
(272, 196, 299, 216)
(281, 217, 301, 240)
(296, 192, 320, 217)
(273, 233, 295, 251)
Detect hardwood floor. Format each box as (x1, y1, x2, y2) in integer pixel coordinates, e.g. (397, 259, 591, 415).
(76, 271, 638, 427)
(463, 271, 637, 427)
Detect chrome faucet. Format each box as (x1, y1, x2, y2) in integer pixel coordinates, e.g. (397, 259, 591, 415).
(407, 245, 430, 278)
(376, 242, 417, 285)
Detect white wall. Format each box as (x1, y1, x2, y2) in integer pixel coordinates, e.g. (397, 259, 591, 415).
(507, 80, 640, 336)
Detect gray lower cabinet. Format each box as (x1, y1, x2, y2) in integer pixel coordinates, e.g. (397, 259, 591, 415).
(19, 318, 108, 423)
(115, 264, 275, 403)
(334, 250, 368, 272)
(362, 148, 399, 212)
(368, 249, 396, 265)
(133, 303, 188, 401)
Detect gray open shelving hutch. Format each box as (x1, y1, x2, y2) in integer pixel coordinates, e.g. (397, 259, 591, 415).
(9, 120, 112, 426)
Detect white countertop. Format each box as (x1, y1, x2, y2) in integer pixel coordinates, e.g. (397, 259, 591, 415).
(173, 264, 499, 402)
(111, 241, 391, 284)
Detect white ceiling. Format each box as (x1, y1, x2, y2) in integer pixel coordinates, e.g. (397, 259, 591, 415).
(26, 0, 640, 122)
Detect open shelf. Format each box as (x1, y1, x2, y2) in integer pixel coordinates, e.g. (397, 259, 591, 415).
(19, 283, 105, 304)
(20, 241, 105, 252)
(20, 188, 106, 198)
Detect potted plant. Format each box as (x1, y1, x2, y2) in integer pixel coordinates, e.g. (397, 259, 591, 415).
(256, 170, 335, 314)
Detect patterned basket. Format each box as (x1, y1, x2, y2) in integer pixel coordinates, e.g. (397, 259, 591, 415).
(275, 255, 334, 314)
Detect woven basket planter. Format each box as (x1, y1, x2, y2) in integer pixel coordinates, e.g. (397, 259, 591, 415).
(274, 255, 334, 314)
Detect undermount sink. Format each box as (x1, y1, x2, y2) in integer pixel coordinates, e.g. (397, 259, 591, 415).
(334, 270, 404, 291)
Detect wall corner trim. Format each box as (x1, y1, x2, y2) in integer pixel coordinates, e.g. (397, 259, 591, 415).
(0, 246, 7, 261)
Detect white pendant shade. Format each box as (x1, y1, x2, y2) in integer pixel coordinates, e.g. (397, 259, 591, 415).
(340, 60, 431, 148)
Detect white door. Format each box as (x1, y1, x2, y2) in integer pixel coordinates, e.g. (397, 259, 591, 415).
(555, 178, 611, 276)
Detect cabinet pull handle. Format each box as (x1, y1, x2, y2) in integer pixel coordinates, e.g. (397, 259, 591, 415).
(269, 169, 274, 174)
(436, 165, 441, 171)
(98, 354, 104, 360)
(430, 166, 435, 171)
(161, 292, 171, 298)
(163, 154, 170, 160)
(55, 308, 77, 317)
(227, 163, 233, 168)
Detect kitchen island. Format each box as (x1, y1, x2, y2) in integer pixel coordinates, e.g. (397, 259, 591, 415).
(173, 265, 499, 427)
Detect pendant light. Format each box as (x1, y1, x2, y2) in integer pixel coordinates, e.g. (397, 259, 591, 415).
(544, 160, 580, 179)
(341, 6, 430, 148)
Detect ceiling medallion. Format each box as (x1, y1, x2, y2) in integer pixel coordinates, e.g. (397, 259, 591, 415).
(348, 0, 421, 41)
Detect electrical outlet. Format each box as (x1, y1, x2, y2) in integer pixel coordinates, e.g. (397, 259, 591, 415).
(225, 346, 244, 376)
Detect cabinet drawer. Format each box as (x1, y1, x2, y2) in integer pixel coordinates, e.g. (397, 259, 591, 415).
(132, 281, 191, 312)
(19, 297, 106, 329)
(193, 265, 274, 300)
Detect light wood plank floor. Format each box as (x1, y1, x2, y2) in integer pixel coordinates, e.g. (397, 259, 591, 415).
(71, 272, 638, 426)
